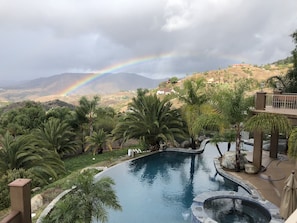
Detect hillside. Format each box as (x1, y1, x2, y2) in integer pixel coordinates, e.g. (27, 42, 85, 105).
(0, 63, 292, 111)
(186, 63, 291, 86)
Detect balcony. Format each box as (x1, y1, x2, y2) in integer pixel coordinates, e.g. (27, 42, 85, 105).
(265, 93, 297, 116)
(253, 92, 297, 125)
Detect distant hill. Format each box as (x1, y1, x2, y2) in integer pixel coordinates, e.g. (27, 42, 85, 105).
(0, 62, 293, 108)
(0, 72, 166, 102)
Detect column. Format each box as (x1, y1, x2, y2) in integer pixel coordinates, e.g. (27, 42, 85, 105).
(270, 131, 279, 159)
(253, 130, 263, 172)
(255, 92, 266, 110)
(8, 179, 32, 223)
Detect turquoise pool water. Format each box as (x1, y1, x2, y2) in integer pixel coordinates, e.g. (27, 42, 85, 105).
(94, 143, 249, 223)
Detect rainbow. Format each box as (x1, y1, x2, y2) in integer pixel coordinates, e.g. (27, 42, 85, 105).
(60, 52, 177, 96)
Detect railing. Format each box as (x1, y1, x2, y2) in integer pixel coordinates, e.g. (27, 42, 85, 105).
(266, 93, 297, 110)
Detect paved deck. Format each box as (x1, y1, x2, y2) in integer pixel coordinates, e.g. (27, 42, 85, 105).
(226, 150, 296, 208)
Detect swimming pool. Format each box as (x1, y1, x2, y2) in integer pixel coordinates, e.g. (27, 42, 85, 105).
(94, 143, 249, 223)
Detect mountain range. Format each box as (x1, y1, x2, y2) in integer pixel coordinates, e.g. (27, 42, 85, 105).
(0, 72, 166, 102)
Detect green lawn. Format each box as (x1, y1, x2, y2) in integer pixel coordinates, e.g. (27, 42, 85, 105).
(64, 148, 129, 173)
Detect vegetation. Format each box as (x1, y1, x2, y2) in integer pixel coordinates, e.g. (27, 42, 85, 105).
(113, 89, 186, 150)
(211, 80, 254, 171)
(267, 30, 297, 93)
(174, 77, 210, 149)
(1, 31, 297, 218)
(42, 171, 122, 223)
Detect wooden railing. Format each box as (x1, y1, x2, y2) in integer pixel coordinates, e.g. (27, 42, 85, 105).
(0, 179, 31, 223)
(266, 93, 297, 110)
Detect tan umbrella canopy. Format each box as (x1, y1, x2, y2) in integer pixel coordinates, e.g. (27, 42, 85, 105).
(280, 171, 297, 219)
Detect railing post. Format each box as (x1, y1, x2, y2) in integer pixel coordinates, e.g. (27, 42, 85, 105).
(255, 92, 266, 110)
(8, 179, 32, 223)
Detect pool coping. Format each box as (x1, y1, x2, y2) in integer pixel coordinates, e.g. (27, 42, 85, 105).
(191, 191, 284, 223)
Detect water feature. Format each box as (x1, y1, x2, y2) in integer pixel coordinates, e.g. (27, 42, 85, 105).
(204, 197, 271, 223)
(93, 143, 250, 223)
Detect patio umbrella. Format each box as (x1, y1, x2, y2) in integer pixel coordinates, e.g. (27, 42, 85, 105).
(280, 171, 297, 219)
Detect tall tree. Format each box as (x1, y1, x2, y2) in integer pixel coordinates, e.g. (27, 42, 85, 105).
(43, 171, 122, 223)
(212, 80, 254, 171)
(76, 96, 100, 136)
(174, 77, 209, 149)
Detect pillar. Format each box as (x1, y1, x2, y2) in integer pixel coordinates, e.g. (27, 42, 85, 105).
(270, 131, 279, 159)
(8, 179, 32, 223)
(255, 92, 266, 110)
(253, 130, 263, 171)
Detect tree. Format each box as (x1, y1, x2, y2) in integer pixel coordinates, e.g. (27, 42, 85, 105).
(43, 171, 122, 223)
(174, 77, 209, 149)
(0, 132, 65, 184)
(33, 118, 78, 158)
(76, 96, 100, 136)
(112, 93, 185, 150)
(85, 129, 110, 155)
(0, 101, 46, 135)
(266, 30, 297, 93)
(212, 80, 254, 171)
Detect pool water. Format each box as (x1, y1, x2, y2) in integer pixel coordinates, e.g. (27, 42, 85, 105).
(94, 143, 249, 223)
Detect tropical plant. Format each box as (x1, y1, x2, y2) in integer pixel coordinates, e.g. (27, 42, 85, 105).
(174, 77, 210, 149)
(245, 113, 292, 135)
(33, 118, 78, 158)
(85, 129, 110, 155)
(42, 171, 122, 223)
(112, 91, 186, 150)
(0, 131, 65, 184)
(76, 96, 100, 136)
(211, 80, 254, 171)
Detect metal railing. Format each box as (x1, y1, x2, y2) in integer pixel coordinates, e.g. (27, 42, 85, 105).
(266, 93, 297, 109)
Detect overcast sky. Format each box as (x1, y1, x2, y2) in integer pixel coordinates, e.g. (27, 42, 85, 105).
(1, 0, 297, 81)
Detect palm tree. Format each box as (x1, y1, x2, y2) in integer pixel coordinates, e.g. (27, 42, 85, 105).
(85, 129, 110, 155)
(211, 80, 254, 171)
(43, 171, 122, 223)
(245, 113, 292, 169)
(174, 77, 209, 149)
(0, 131, 65, 184)
(112, 92, 185, 150)
(76, 96, 100, 136)
(34, 118, 78, 158)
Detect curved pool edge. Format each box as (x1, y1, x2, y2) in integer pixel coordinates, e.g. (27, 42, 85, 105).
(191, 191, 284, 223)
(213, 157, 261, 199)
(212, 157, 284, 222)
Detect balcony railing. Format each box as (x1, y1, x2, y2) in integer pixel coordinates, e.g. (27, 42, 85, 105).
(266, 93, 297, 110)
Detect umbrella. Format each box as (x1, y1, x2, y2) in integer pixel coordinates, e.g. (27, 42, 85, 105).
(280, 171, 297, 219)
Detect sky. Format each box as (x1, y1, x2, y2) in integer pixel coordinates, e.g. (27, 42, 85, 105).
(0, 0, 297, 81)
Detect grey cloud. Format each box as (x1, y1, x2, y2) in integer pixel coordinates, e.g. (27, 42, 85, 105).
(0, 0, 296, 81)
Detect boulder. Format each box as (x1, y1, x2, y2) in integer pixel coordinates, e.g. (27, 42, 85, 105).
(31, 194, 43, 212)
(221, 151, 248, 170)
